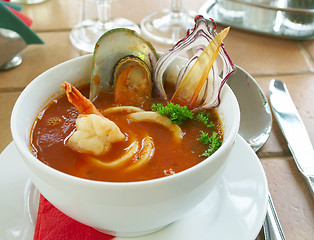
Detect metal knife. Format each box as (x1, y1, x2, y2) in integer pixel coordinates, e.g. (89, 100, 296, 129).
(269, 79, 314, 199)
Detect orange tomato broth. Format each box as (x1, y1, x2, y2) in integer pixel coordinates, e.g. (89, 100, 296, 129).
(30, 84, 223, 182)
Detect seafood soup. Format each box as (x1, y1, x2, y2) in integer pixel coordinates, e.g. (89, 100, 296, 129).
(30, 83, 223, 182)
(29, 16, 235, 183)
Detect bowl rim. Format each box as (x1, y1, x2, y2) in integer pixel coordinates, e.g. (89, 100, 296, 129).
(11, 54, 240, 188)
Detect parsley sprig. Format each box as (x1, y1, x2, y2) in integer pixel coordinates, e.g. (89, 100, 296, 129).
(151, 102, 221, 157)
(152, 102, 194, 125)
(198, 131, 221, 157)
(196, 110, 215, 128)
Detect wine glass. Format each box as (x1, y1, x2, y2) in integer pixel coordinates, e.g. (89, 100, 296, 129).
(140, 0, 197, 45)
(70, 0, 141, 53)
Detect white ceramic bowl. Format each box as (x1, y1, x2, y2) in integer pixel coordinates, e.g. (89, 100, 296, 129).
(11, 55, 240, 237)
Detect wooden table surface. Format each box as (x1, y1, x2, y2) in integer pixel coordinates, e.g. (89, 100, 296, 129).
(0, 0, 313, 239)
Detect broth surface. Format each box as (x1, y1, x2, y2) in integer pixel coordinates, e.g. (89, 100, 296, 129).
(30, 84, 223, 182)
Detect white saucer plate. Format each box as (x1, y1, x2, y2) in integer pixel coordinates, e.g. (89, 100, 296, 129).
(0, 135, 268, 240)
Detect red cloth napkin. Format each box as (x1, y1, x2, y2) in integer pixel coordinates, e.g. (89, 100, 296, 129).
(34, 195, 115, 240)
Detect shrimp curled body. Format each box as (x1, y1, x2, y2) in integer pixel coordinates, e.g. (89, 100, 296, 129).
(62, 82, 125, 156)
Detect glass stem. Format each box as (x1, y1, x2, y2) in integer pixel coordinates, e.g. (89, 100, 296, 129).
(96, 0, 112, 29)
(171, 0, 183, 13)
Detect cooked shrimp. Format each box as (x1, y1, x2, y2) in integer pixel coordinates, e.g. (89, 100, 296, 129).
(62, 82, 101, 115)
(62, 82, 125, 156)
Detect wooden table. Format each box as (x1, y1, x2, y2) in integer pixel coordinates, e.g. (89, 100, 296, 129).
(0, 0, 313, 239)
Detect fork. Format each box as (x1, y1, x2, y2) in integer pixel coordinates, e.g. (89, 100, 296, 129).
(263, 194, 286, 239)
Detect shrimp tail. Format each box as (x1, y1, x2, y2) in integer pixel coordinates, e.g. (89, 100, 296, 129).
(62, 82, 101, 116)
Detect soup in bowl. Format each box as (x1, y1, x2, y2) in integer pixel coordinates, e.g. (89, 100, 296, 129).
(11, 54, 239, 237)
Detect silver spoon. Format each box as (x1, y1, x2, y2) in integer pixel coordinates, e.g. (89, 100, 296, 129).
(228, 66, 286, 240)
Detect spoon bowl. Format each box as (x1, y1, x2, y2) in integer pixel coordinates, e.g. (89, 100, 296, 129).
(228, 66, 272, 151)
(228, 66, 287, 240)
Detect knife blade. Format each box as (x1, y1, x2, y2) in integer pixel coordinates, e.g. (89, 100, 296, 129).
(269, 79, 314, 199)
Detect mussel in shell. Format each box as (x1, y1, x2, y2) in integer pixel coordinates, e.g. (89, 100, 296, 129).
(90, 28, 158, 107)
(113, 56, 153, 108)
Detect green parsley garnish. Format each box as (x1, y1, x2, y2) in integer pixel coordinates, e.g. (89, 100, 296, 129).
(196, 110, 215, 128)
(152, 103, 222, 158)
(207, 121, 215, 128)
(198, 131, 221, 157)
(152, 102, 194, 125)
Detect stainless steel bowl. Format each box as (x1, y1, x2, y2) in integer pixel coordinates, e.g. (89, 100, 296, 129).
(0, 28, 26, 70)
(200, 0, 314, 39)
